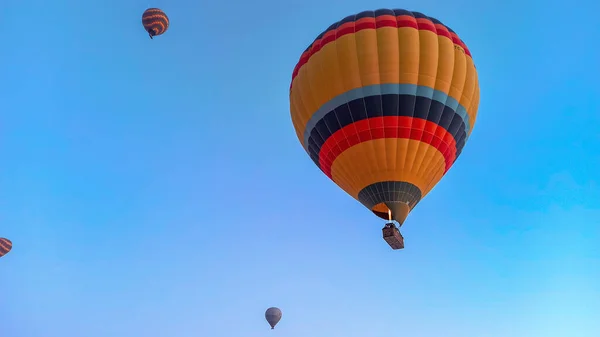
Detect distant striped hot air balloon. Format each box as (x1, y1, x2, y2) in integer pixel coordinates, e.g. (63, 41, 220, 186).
(0, 238, 12, 258)
(142, 8, 169, 39)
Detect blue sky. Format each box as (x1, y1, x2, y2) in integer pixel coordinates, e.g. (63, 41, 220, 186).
(1, 0, 599, 336)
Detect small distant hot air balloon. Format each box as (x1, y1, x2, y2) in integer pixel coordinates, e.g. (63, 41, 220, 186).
(265, 307, 282, 329)
(0, 238, 12, 258)
(142, 8, 169, 39)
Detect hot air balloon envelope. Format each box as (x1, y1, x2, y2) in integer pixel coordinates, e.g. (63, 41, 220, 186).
(265, 307, 282, 329)
(289, 9, 480, 248)
(0, 238, 12, 258)
(142, 8, 169, 39)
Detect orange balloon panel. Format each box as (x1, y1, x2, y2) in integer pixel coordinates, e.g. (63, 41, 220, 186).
(289, 9, 480, 224)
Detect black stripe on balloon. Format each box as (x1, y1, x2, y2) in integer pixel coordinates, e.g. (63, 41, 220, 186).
(357, 181, 423, 210)
(306, 94, 467, 168)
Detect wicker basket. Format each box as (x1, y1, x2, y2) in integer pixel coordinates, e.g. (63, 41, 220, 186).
(382, 224, 404, 250)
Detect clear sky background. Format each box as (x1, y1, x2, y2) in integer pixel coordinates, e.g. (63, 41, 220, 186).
(1, 0, 599, 336)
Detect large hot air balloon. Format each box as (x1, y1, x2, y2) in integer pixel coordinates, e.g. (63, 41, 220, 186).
(0, 238, 12, 258)
(265, 307, 282, 329)
(142, 8, 169, 39)
(289, 9, 480, 249)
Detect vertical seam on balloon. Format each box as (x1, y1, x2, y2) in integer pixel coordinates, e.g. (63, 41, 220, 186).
(395, 11, 412, 201)
(402, 11, 419, 200)
(384, 12, 400, 203)
(472, 81, 480, 134)
(411, 16, 437, 192)
(301, 80, 316, 154)
(289, 96, 305, 150)
(288, 76, 298, 146)
(454, 54, 478, 160)
(426, 29, 456, 196)
(427, 59, 455, 191)
(331, 20, 361, 196)
(290, 67, 307, 151)
(422, 20, 455, 196)
(468, 79, 480, 136)
(413, 17, 438, 185)
(394, 10, 411, 206)
(356, 14, 383, 205)
(447, 38, 469, 168)
(348, 14, 371, 205)
(420, 51, 448, 194)
(411, 31, 432, 198)
(424, 32, 464, 194)
(323, 21, 356, 195)
(385, 12, 400, 198)
(291, 63, 308, 151)
(307, 35, 336, 167)
(375, 16, 390, 208)
(338, 17, 367, 197)
(303, 48, 331, 180)
(397, 12, 415, 197)
(429, 22, 457, 183)
(297, 76, 313, 155)
(331, 21, 357, 196)
(466, 69, 480, 138)
(462, 56, 477, 137)
(347, 15, 376, 199)
(370, 18, 385, 200)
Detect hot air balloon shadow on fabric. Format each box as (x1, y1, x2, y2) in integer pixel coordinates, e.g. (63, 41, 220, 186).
(0, 238, 12, 259)
(142, 8, 169, 39)
(289, 9, 480, 250)
(265, 307, 282, 329)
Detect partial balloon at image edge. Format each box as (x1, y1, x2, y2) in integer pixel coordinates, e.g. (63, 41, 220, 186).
(0, 237, 12, 258)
